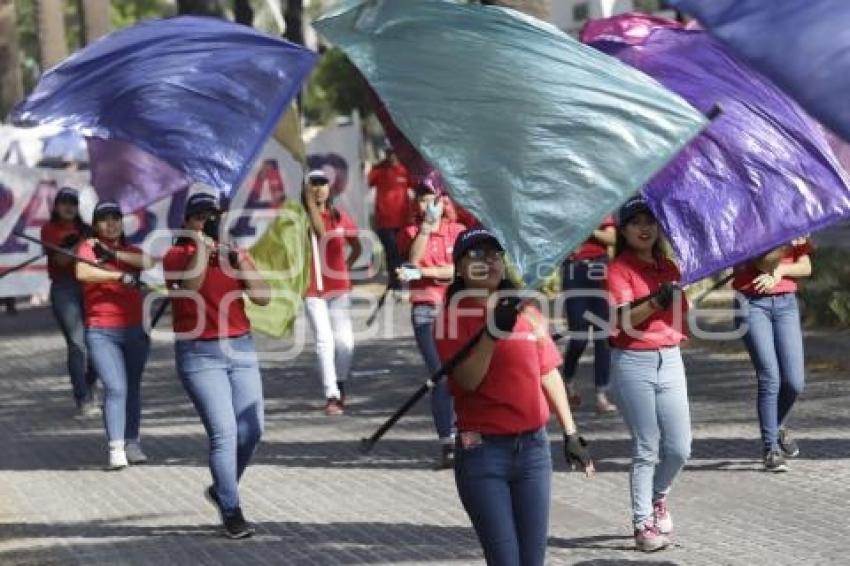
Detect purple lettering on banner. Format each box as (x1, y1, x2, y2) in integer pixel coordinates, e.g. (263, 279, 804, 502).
(231, 159, 287, 238)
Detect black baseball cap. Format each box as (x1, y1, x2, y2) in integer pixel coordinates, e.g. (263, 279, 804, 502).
(413, 180, 439, 197)
(55, 187, 79, 204)
(306, 169, 329, 185)
(452, 227, 504, 264)
(184, 192, 220, 218)
(616, 195, 653, 227)
(92, 200, 122, 221)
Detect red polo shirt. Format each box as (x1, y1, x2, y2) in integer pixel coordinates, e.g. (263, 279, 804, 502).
(77, 240, 144, 328)
(397, 220, 466, 305)
(41, 221, 84, 280)
(306, 209, 358, 298)
(570, 216, 615, 261)
(163, 242, 251, 340)
(607, 250, 688, 350)
(435, 298, 562, 435)
(733, 241, 813, 296)
(368, 162, 411, 229)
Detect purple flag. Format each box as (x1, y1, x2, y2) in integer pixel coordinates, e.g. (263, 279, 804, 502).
(87, 138, 191, 213)
(11, 16, 317, 211)
(585, 15, 850, 282)
(669, 0, 850, 144)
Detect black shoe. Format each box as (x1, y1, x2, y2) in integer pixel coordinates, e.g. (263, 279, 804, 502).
(435, 444, 455, 470)
(778, 429, 800, 458)
(764, 449, 788, 473)
(204, 485, 220, 509)
(223, 508, 255, 539)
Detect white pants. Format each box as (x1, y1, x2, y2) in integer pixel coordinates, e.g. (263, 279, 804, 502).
(304, 294, 354, 400)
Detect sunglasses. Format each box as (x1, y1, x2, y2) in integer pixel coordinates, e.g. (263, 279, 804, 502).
(466, 248, 505, 262)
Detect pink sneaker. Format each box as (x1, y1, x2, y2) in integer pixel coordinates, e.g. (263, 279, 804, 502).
(653, 497, 673, 535)
(634, 522, 669, 552)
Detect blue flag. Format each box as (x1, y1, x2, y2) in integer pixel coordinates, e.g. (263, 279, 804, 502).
(11, 16, 317, 210)
(670, 0, 850, 144)
(315, 0, 706, 288)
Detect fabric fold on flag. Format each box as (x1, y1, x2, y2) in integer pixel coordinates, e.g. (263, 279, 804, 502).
(584, 14, 850, 283)
(245, 201, 311, 338)
(315, 0, 706, 288)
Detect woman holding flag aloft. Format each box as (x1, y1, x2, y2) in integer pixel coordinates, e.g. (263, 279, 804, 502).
(40, 187, 99, 416)
(435, 227, 593, 566)
(302, 169, 362, 416)
(163, 191, 270, 539)
(75, 201, 155, 471)
(733, 238, 812, 472)
(606, 196, 691, 552)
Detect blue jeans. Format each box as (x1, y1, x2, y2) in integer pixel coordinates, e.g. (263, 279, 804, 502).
(561, 258, 610, 390)
(176, 334, 264, 514)
(735, 293, 806, 452)
(50, 279, 97, 404)
(454, 428, 552, 566)
(611, 347, 691, 527)
(86, 325, 149, 442)
(377, 227, 402, 290)
(412, 304, 454, 440)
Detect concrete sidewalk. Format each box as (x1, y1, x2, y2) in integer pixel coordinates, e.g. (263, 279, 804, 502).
(1, 293, 849, 565)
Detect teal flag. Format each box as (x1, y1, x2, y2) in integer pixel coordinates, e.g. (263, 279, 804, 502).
(315, 0, 706, 287)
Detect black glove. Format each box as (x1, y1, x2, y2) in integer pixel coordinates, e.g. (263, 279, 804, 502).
(60, 233, 80, 249)
(563, 433, 592, 471)
(652, 282, 679, 311)
(119, 272, 143, 288)
(93, 241, 117, 263)
(487, 296, 521, 340)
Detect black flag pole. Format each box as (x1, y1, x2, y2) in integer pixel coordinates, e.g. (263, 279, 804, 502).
(0, 253, 46, 280)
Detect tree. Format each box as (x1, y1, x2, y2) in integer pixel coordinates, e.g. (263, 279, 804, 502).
(234, 0, 253, 26)
(35, 0, 69, 69)
(0, 0, 24, 115)
(482, 0, 550, 20)
(284, 0, 303, 45)
(176, 0, 225, 17)
(80, 0, 111, 44)
(303, 47, 372, 125)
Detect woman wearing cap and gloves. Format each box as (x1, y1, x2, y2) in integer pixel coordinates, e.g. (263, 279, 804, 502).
(606, 196, 691, 552)
(40, 187, 98, 415)
(163, 192, 270, 539)
(302, 170, 362, 416)
(76, 201, 155, 470)
(435, 228, 593, 566)
(396, 182, 466, 468)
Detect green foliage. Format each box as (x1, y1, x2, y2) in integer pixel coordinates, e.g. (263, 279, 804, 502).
(112, 0, 175, 29)
(304, 47, 373, 125)
(798, 248, 850, 328)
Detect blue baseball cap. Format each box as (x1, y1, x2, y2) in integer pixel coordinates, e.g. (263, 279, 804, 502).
(54, 187, 79, 204)
(452, 227, 504, 263)
(616, 195, 653, 227)
(184, 192, 220, 218)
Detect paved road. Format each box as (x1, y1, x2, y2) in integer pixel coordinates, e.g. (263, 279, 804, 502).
(1, 291, 849, 565)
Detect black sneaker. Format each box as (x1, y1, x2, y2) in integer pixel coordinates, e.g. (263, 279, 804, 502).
(435, 444, 455, 470)
(204, 485, 220, 509)
(764, 449, 788, 473)
(778, 429, 800, 458)
(223, 508, 255, 539)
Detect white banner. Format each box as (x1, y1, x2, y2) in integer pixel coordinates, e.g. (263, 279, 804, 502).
(0, 137, 306, 298)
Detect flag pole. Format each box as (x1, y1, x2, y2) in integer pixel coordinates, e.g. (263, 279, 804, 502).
(0, 253, 46, 280)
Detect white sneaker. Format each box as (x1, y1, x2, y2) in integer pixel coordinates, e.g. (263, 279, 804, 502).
(125, 441, 148, 464)
(108, 442, 128, 470)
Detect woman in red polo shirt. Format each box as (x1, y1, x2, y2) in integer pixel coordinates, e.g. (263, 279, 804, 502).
(397, 182, 466, 468)
(76, 201, 154, 471)
(436, 228, 593, 566)
(163, 192, 270, 539)
(40, 187, 98, 415)
(733, 238, 812, 473)
(606, 196, 690, 553)
(303, 170, 362, 416)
